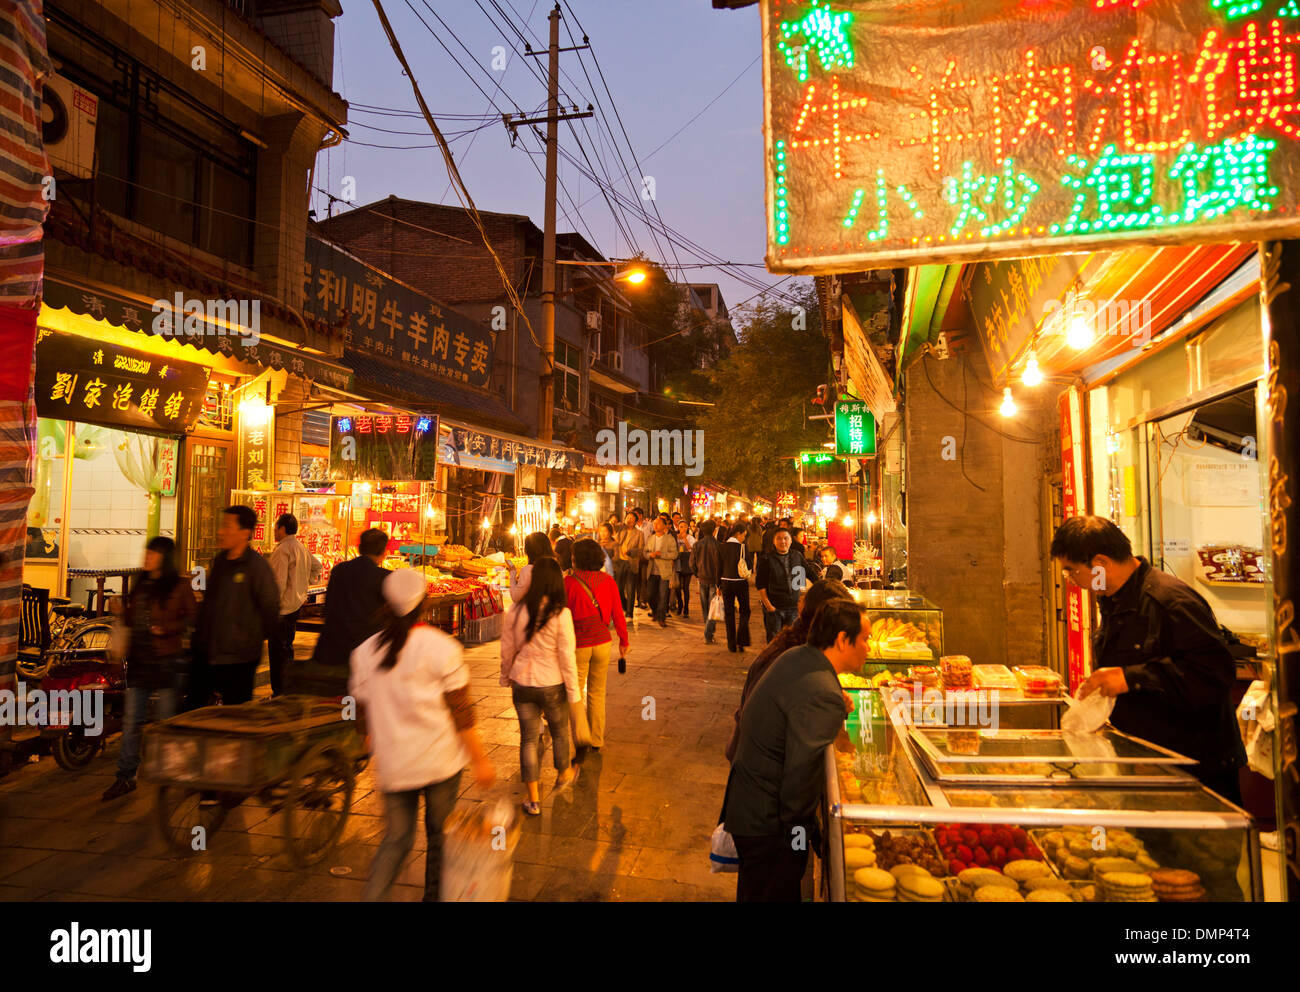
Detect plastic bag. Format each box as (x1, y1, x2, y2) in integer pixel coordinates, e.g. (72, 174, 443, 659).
(1060, 687, 1116, 734)
(441, 800, 520, 901)
(709, 822, 739, 874)
(1237, 680, 1274, 779)
(708, 592, 725, 621)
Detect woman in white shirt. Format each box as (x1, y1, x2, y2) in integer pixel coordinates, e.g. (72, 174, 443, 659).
(350, 568, 495, 902)
(500, 557, 581, 815)
(506, 530, 555, 602)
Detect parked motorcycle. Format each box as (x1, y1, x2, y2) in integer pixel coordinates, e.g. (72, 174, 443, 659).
(37, 615, 125, 771)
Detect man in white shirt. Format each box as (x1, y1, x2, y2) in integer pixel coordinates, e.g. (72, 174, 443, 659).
(269, 512, 322, 697)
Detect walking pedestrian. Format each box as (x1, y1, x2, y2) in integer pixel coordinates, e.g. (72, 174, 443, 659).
(636, 509, 654, 607)
(351, 568, 495, 901)
(189, 505, 279, 707)
(745, 518, 764, 572)
(672, 518, 696, 618)
(613, 511, 645, 618)
(596, 522, 618, 577)
(102, 537, 197, 800)
(549, 525, 573, 572)
(268, 513, 321, 697)
(725, 578, 853, 762)
(723, 599, 870, 901)
(645, 514, 679, 627)
(757, 527, 807, 643)
(500, 558, 581, 815)
(565, 539, 629, 753)
(691, 520, 723, 644)
(721, 522, 752, 652)
(294, 528, 389, 696)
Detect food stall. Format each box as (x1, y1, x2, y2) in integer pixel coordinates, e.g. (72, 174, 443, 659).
(823, 688, 1262, 903)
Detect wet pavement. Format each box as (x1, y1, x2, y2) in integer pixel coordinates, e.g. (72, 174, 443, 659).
(0, 602, 756, 902)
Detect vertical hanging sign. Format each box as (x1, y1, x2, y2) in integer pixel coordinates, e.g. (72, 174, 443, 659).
(238, 403, 274, 492)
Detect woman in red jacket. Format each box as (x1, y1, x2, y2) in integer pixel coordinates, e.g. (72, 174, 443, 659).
(564, 538, 630, 753)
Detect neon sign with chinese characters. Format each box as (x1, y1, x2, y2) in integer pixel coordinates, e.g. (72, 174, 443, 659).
(763, 0, 1300, 270)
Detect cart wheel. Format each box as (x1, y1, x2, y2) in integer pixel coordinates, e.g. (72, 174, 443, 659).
(155, 786, 230, 856)
(284, 744, 355, 868)
(52, 729, 101, 771)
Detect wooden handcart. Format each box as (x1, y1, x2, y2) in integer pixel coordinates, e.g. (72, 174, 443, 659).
(141, 696, 366, 867)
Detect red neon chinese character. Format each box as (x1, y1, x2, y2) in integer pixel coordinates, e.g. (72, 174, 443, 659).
(355, 416, 373, 434)
(375, 415, 393, 434)
(1192, 20, 1300, 143)
(990, 50, 1077, 160)
(395, 415, 412, 433)
(787, 76, 879, 181)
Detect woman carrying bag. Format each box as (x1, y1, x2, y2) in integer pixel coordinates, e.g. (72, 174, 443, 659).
(506, 531, 555, 602)
(721, 522, 752, 654)
(500, 557, 581, 815)
(564, 538, 629, 754)
(102, 536, 197, 801)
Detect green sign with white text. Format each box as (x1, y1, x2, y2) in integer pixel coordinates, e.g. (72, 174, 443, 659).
(834, 400, 876, 457)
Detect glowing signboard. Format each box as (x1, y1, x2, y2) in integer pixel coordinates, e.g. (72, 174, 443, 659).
(762, 0, 1300, 271)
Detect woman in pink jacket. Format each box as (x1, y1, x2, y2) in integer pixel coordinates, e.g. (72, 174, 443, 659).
(500, 557, 580, 815)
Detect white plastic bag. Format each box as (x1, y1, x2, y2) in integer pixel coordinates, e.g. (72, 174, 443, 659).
(709, 822, 739, 874)
(1060, 687, 1116, 735)
(441, 800, 520, 901)
(1237, 680, 1274, 779)
(708, 592, 725, 622)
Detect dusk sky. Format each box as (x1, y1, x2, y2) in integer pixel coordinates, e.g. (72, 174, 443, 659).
(310, 0, 804, 318)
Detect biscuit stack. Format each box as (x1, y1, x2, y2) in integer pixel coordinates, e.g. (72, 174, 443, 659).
(1099, 871, 1158, 903)
(939, 655, 973, 690)
(1150, 868, 1206, 902)
(892, 865, 945, 903)
(850, 867, 897, 902)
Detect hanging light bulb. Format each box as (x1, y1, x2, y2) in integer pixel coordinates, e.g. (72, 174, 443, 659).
(842, 514, 854, 527)
(1067, 313, 1093, 350)
(1021, 352, 1043, 387)
(866, 510, 877, 526)
(1000, 387, 1018, 417)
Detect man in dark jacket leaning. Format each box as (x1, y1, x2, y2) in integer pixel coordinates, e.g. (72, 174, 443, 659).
(289, 528, 391, 696)
(756, 527, 807, 643)
(723, 598, 868, 901)
(1052, 515, 1245, 802)
(190, 505, 280, 707)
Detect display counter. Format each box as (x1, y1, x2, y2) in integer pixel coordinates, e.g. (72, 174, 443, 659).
(824, 689, 1262, 903)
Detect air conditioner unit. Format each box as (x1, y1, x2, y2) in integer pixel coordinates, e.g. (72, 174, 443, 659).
(604, 406, 616, 429)
(611, 352, 623, 372)
(43, 74, 98, 179)
(585, 311, 602, 331)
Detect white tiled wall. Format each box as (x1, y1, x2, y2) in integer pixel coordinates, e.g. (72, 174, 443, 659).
(64, 431, 177, 607)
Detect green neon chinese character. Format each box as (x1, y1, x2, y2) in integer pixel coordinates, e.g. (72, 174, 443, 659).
(944, 158, 1041, 238)
(1053, 145, 1166, 235)
(778, 1, 855, 82)
(1169, 134, 1278, 223)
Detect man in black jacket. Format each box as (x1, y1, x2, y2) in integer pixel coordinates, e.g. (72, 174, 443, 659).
(691, 520, 723, 644)
(1051, 515, 1245, 802)
(723, 599, 867, 901)
(289, 528, 391, 696)
(190, 505, 280, 707)
(756, 528, 807, 643)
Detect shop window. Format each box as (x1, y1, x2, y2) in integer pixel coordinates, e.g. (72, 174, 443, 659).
(1189, 299, 1266, 393)
(200, 383, 234, 432)
(184, 441, 230, 572)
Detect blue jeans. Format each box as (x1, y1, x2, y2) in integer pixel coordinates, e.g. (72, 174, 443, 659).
(763, 606, 799, 643)
(698, 582, 718, 641)
(116, 685, 179, 781)
(512, 682, 570, 782)
(364, 770, 462, 902)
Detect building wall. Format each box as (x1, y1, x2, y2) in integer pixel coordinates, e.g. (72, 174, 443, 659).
(904, 349, 1053, 667)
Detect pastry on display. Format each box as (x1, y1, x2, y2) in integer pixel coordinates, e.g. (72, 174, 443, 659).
(908, 666, 940, 689)
(946, 729, 980, 755)
(1013, 665, 1064, 697)
(971, 664, 1018, 690)
(1099, 871, 1158, 902)
(939, 655, 973, 690)
(837, 672, 874, 689)
(868, 617, 934, 660)
(897, 873, 945, 903)
(867, 829, 948, 876)
(973, 885, 1025, 902)
(1149, 868, 1206, 902)
(1022, 876, 1074, 894)
(1003, 859, 1051, 883)
(852, 867, 897, 902)
(845, 846, 878, 870)
(1026, 888, 1073, 902)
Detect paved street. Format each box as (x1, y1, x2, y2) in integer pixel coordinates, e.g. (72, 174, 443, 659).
(0, 605, 756, 902)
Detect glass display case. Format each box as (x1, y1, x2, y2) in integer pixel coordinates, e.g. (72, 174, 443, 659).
(849, 589, 944, 666)
(824, 690, 1263, 903)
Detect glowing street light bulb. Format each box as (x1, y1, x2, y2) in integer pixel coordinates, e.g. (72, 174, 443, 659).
(1067, 313, 1094, 350)
(623, 268, 647, 284)
(583, 499, 596, 515)
(867, 510, 877, 526)
(842, 514, 854, 527)
(733, 504, 742, 513)
(1000, 387, 1018, 417)
(509, 524, 518, 535)
(621, 471, 632, 482)
(480, 518, 491, 530)
(1021, 352, 1043, 387)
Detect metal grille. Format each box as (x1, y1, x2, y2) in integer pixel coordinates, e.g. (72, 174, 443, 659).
(302, 409, 331, 447)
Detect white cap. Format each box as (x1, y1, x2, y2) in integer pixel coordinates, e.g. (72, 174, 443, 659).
(383, 568, 427, 617)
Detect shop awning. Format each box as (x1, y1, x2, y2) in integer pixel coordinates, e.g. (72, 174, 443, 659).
(41, 277, 353, 391)
(440, 418, 587, 473)
(345, 350, 528, 435)
(896, 264, 963, 390)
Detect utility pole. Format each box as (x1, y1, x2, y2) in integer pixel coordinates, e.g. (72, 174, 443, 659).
(505, 4, 591, 495)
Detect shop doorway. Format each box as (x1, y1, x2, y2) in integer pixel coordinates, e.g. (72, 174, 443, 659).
(182, 439, 231, 572)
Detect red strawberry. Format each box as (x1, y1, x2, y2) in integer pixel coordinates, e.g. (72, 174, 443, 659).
(1026, 844, 1042, 861)
(935, 830, 951, 847)
(994, 828, 1014, 848)
(949, 859, 967, 875)
(972, 848, 990, 866)
(963, 830, 980, 847)
(1011, 828, 1029, 847)
(1008, 846, 1025, 862)
(990, 845, 1007, 867)
(956, 844, 973, 863)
